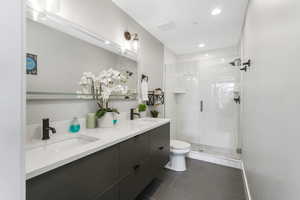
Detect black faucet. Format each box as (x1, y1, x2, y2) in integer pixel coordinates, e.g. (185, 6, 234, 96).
(42, 118, 56, 140)
(130, 108, 141, 120)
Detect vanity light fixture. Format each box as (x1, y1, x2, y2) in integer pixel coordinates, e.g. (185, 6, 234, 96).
(124, 31, 140, 52)
(211, 7, 222, 16)
(132, 34, 139, 52)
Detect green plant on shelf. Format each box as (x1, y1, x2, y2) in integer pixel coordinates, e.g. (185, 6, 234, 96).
(138, 104, 147, 112)
(150, 110, 159, 118)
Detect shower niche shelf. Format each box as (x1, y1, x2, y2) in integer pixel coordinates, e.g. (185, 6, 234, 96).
(173, 90, 186, 94)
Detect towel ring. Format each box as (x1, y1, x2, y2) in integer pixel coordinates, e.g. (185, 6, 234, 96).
(141, 74, 148, 82)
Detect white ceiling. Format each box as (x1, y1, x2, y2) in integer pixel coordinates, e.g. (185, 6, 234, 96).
(112, 0, 248, 55)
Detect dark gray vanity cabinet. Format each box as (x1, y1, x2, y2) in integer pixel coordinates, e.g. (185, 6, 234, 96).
(94, 185, 119, 200)
(119, 123, 170, 200)
(119, 132, 152, 200)
(26, 146, 119, 200)
(26, 123, 170, 200)
(119, 132, 150, 179)
(150, 124, 170, 171)
(119, 159, 153, 200)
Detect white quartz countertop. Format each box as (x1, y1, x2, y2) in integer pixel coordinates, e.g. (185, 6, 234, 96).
(26, 118, 170, 180)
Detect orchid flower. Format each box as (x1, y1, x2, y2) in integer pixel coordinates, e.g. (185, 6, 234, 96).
(77, 68, 129, 107)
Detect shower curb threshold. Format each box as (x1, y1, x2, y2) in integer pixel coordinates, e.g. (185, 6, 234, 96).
(188, 151, 242, 169)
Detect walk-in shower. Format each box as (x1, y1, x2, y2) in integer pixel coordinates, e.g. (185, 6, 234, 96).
(165, 47, 241, 160)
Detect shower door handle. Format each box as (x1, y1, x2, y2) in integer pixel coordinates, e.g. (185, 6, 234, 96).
(200, 100, 203, 112)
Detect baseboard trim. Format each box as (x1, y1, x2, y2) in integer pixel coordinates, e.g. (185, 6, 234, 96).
(241, 162, 252, 200)
(188, 151, 242, 169)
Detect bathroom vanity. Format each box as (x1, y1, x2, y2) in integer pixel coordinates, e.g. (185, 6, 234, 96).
(26, 119, 170, 200)
(25, 6, 169, 200)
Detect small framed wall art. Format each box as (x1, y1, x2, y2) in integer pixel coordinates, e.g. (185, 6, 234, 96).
(26, 53, 37, 75)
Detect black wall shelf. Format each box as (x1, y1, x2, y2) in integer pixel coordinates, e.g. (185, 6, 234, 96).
(147, 91, 165, 106)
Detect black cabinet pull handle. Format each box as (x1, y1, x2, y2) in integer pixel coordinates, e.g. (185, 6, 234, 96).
(133, 164, 140, 171)
(159, 146, 164, 150)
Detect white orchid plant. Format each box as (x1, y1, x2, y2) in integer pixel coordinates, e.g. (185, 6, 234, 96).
(77, 68, 129, 118)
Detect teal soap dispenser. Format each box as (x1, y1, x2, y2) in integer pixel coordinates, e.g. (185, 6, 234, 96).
(69, 117, 81, 133)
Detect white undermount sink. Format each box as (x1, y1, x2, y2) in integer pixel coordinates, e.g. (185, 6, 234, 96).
(129, 118, 162, 128)
(26, 135, 99, 156)
(135, 118, 161, 124)
(138, 118, 161, 122)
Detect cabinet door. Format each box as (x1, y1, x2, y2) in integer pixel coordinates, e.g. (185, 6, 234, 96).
(119, 133, 150, 178)
(150, 123, 170, 170)
(94, 184, 119, 200)
(119, 160, 152, 200)
(26, 146, 119, 200)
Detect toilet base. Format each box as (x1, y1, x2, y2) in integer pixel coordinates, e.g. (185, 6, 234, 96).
(165, 153, 188, 172)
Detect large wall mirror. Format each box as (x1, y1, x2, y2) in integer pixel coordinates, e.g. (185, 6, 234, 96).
(26, 7, 139, 100)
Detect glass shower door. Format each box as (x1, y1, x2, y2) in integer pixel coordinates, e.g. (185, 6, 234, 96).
(197, 60, 240, 158)
(171, 58, 240, 158)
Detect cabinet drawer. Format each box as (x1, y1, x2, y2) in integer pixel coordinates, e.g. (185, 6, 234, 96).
(150, 124, 170, 149)
(150, 123, 170, 169)
(119, 133, 150, 178)
(26, 146, 119, 200)
(94, 184, 119, 200)
(119, 160, 153, 200)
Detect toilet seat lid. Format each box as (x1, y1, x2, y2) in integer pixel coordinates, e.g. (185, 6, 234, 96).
(171, 140, 191, 150)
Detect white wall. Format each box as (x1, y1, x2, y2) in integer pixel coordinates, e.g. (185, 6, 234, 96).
(0, 1, 25, 200)
(164, 47, 178, 139)
(241, 0, 300, 199)
(27, 0, 164, 124)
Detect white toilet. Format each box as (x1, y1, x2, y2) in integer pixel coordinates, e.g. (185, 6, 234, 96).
(167, 140, 191, 172)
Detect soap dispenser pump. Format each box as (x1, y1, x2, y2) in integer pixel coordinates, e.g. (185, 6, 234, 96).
(69, 117, 80, 133)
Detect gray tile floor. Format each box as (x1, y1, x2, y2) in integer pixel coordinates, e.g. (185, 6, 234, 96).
(137, 159, 246, 200)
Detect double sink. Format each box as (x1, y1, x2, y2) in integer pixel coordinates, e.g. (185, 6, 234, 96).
(26, 118, 162, 168)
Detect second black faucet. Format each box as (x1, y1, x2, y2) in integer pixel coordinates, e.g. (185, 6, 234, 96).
(130, 108, 141, 120)
(42, 118, 56, 140)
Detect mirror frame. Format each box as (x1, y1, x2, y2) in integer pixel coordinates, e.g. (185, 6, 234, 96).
(26, 5, 139, 101)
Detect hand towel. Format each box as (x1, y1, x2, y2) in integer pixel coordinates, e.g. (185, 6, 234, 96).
(141, 79, 149, 101)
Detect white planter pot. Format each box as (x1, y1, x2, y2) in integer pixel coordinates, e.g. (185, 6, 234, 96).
(140, 111, 147, 118)
(97, 113, 114, 128)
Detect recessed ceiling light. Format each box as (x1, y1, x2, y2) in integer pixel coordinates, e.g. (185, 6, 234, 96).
(211, 8, 222, 16)
(198, 43, 205, 48)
